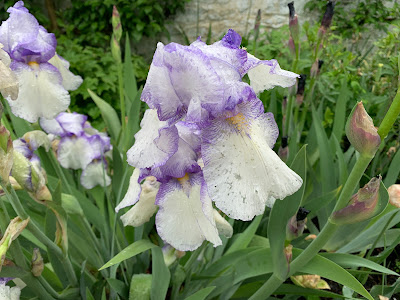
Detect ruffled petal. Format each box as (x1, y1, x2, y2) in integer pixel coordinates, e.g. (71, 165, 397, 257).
(115, 168, 142, 212)
(155, 173, 221, 251)
(48, 53, 83, 90)
(0, 1, 39, 58)
(0, 46, 18, 100)
(141, 43, 184, 121)
(80, 160, 111, 189)
(57, 135, 94, 170)
(202, 99, 302, 221)
(56, 112, 87, 136)
(243, 54, 299, 94)
(8, 62, 69, 123)
(127, 109, 179, 169)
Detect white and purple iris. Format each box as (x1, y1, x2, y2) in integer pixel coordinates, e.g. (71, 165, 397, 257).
(40, 112, 112, 189)
(0, 1, 82, 123)
(117, 29, 303, 251)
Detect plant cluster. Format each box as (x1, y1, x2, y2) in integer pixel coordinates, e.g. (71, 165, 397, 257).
(0, 1, 400, 300)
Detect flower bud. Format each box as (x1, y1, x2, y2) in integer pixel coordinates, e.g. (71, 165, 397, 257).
(0, 217, 29, 271)
(345, 102, 381, 157)
(288, 2, 299, 45)
(311, 59, 324, 78)
(286, 207, 310, 241)
(0, 124, 13, 184)
(278, 136, 289, 162)
(388, 184, 400, 208)
(213, 209, 233, 238)
(253, 9, 261, 42)
(31, 248, 44, 277)
(291, 274, 330, 290)
(332, 175, 381, 225)
(284, 244, 293, 264)
(112, 6, 122, 42)
(317, 0, 335, 39)
(295, 74, 306, 105)
(111, 35, 121, 64)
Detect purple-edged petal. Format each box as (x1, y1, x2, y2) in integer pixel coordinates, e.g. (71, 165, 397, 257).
(157, 138, 201, 179)
(115, 168, 142, 212)
(39, 117, 64, 135)
(57, 135, 94, 170)
(243, 54, 299, 94)
(49, 53, 83, 91)
(22, 130, 51, 151)
(141, 43, 184, 121)
(12, 25, 56, 63)
(162, 43, 225, 119)
(56, 112, 87, 136)
(201, 99, 302, 221)
(155, 173, 221, 251)
(80, 160, 111, 189)
(7, 62, 69, 123)
(127, 109, 179, 169)
(0, 1, 39, 58)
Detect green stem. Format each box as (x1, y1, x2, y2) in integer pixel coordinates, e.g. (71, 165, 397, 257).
(377, 88, 400, 140)
(2, 184, 78, 286)
(284, 94, 294, 136)
(118, 63, 126, 132)
(250, 154, 372, 300)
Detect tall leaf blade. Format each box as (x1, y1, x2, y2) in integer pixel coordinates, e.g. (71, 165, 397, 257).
(88, 89, 121, 141)
(99, 239, 156, 270)
(151, 247, 171, 300)
(268, 145, 307, 279)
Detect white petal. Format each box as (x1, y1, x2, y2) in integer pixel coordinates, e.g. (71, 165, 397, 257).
(156, 182, 221, 251)
(120, 189, 158, 227)
(213, 209, 233, 238)
(8, 62, 69, 123)
(57, 136, 94, 170)
(0, 52, 18, 100)
(115, 168, 141, 212)
(202, 113, 303, 221)
(80, 161, 111, 189)
(246, 54, 298, 94)
(48, 53, 83, 91)
(127, 109, 178, 169)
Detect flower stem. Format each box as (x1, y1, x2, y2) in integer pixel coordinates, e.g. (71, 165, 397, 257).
(118, 63, 126, 132)
(377, 88, 400, 140)
(250, 154, 372, 299)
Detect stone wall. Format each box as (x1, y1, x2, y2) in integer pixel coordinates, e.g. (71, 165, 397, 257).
(165, 0, 308, 44)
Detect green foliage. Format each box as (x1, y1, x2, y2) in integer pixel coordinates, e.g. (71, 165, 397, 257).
(59, 0, 189, 45)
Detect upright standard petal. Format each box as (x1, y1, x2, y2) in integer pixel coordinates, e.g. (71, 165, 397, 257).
(155, 173, 221, 251)
(0, 1, 39, 58)
(127, 109, 179, 169)
(49, 53, 83, 91)
(39, 117, 64, 136)
(202, 99, 303, 221)
(243, 54, 299, 94)
(8, 62, 69, 123)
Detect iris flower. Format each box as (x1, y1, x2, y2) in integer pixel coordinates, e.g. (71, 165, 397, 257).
(40, 112, 111, 189)
(0, 1, 82, 122)
(118, 29, 303, 250)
